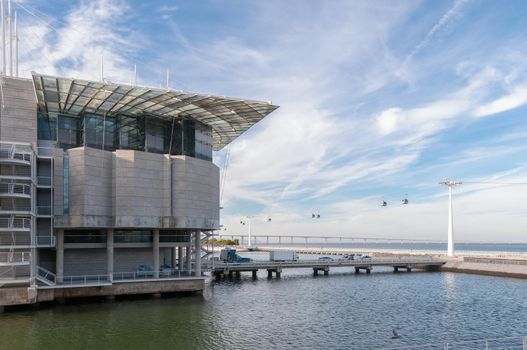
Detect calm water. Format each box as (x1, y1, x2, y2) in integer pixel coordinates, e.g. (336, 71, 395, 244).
(1, 267, 526, 349)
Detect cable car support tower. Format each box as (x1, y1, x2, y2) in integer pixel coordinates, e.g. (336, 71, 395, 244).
(439, 179, 462, 257)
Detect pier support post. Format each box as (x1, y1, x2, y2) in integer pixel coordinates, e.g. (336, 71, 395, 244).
(107, 229, 114, 282)
(276, 271, 281, 279)
(355, 267, 360, 274)
(267, 269, 272, 279)
(228, 271, 233, 279)
(56, 229, 64, 284)
(393, 267, 399, 273)
(406, 267, 412, 272)
(235, 271, 241, 279)
(324, 267, 329, 276)
(252, 270, 257, 280)
(366, 268, 371, 274)
(313, 268, 318, 276)
(153, 229, 160, 279)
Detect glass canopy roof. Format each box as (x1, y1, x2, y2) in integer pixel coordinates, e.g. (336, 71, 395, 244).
(32, 72, 279, 150)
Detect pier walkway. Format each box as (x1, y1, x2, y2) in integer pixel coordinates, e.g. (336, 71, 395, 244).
(206, 257, 446, 279)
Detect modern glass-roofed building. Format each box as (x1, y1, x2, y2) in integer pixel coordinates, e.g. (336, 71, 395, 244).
(0, 73, 278, 308)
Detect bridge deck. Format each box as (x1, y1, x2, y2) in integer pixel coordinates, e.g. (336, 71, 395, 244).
(207, 258, 446, 274)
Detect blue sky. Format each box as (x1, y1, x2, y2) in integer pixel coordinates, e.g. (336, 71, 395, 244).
(14, 0, 527, 242)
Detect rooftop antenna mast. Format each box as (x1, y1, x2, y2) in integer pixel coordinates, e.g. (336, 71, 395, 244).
(1, 0, 5, 75)
(166, 69, 169, 90)
(13, 9, 16, 77)
(7, 0, 11, 76)
(133, 64, 137, 86)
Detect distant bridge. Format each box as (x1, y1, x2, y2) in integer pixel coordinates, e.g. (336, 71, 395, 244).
(216, 234, 444, 246)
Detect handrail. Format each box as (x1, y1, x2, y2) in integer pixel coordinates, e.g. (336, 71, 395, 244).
(0, 183, 31, 196)
(37, 265, 56, 285)
(112, 269, 193, 281)
(0, 251, 30, 263)
(0, 216, 31, 229)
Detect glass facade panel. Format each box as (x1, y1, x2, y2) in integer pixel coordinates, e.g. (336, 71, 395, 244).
(170, 119, 183, 155)
(195, 123, 213, 161)
(183, 119, 195, 157)
(37, 110, 57, 141)
(58, 116, 80, 149)
(145, 118, 170, 154)
(84, 114, 117, 150)
(114, 230, 152, 243)
(160, 230, 190, 243)
(64, 230, 106, 243)
(118, 115, 145, 151)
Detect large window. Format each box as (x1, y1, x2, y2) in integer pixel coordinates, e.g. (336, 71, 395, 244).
(58, 116, 80, 149)
(195, 123, 213, 161)
(118, 115, 145, 151)
(83, 114, 117, 150)
(183, 119, 195, 157)
(114, 230, 152, 243)
(37, 110, 57, 141)
(145, 118, 170, 154)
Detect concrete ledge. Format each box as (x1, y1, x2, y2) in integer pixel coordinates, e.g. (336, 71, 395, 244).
(441, 260, 527, 279)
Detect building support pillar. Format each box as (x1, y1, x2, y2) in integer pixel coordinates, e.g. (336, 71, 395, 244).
(185, 243, 191, 273)
(171, 246, 177, 268)
(106, 229, 114, 282)
(153, 229, 160, 279)
(178, 246, 183, 271)
(56, 229, 64, 284)
(194, 231, 201, 277)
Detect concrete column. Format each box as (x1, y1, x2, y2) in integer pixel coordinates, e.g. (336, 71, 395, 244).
(56, 229, 64, 284)
(194, 231, 201, 277)
(30, 246, 38, 287)
(185, 244, 191, 272)
(107, 229, 114, 282)
(252, 270, 257, 280)
(153, 229, 160, 278)
(178, 246, 183, 271)
(171, 246, 177, 268)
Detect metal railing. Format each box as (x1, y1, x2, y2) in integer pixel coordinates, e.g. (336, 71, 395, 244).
(0, 251, 30, 264)
(381, 335, 527, 350)
(37, 266, 56, 285)
(0, 142, 32, 163)
(112, 269, 193, 281)
(0, 216, 31, 229)
(37, 176, 52, 187)
(0, 183, 31, 196)
(61, 274, 111, 286)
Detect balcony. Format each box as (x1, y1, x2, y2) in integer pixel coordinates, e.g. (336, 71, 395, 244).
(0, 251, 30, 266)
(0, 143, 32, 165)
(0, 183, 31, 198)
(0, 217, 31, 231)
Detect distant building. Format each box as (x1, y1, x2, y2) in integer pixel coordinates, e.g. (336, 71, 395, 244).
(0, 73, 277, 307)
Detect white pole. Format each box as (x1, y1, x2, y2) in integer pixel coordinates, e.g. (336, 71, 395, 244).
(1, 0, 5, 75)
(133, 64, 137, 86)
(7, 0, 11, 76)
(13, 9, 16, 77)
(166, 69, 169, 90)
(248, 218, 252, 248)
(447, 186, 454, 257)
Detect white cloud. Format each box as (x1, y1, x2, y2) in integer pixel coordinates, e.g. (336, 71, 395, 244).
(474, 84, 527, 117)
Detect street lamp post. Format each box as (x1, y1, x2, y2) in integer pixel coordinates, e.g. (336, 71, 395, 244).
(439, 179, 462, 257)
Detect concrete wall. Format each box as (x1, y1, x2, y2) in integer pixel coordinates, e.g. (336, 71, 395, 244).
(0, 77, 37, 145)
(53, 148, 64, 215)
(114, 248, 153, 273)
(55, 148, 220, 230)
(114, 150, 170, 227)
(63, 248, 107, 276)
(171, 156, 219, 230)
